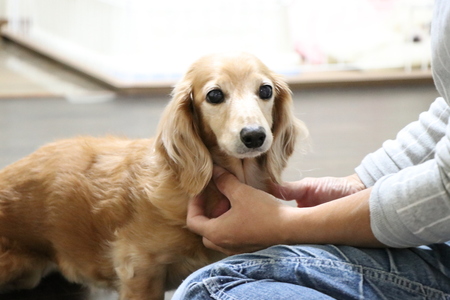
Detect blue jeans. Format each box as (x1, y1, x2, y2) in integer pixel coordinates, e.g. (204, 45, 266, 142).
(172, 244, 450, 299)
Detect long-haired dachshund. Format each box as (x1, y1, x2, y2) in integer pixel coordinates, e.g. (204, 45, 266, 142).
(0, 53, 308, 300)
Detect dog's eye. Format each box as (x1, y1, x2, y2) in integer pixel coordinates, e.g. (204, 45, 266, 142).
(206, 89, 225, 104)
(259, 85, 273, 100)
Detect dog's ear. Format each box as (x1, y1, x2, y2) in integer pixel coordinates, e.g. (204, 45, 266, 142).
(155, 77, 213, 195)
(262, 74, 309, 183)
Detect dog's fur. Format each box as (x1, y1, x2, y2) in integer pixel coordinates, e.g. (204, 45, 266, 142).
(0, 53, 307, 299)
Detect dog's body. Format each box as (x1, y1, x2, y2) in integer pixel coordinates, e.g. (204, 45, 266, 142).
(0, 53, 307, 299)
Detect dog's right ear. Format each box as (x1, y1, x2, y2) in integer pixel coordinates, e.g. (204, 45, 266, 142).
(155, 77, 213, 196)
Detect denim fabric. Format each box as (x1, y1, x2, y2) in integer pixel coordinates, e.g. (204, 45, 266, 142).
(172, 244, 450, 300)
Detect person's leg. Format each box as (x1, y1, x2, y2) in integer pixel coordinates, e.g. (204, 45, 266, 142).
(172, 243, 450, 300)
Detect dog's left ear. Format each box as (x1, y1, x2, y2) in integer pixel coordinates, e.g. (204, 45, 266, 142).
(155, 77, 213, 195)
(263, 74, 308, 183)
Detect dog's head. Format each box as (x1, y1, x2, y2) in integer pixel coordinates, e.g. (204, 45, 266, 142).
(187, 53, 276, 159)
(156, 53, 307, 195)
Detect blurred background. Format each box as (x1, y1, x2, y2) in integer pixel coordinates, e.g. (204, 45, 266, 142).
(0, 0, 441, 299)
(0, 0, 434, 92)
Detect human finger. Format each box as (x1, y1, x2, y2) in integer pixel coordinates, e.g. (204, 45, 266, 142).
(186, 195, 212, 236)
(187, 194, 206, 219)
(269, 181, 306, 201)
(202, 236, 260, 256)
(201, 237, 234, 255)
(212, 166, 246, 203)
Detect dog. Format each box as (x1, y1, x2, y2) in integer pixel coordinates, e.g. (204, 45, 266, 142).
(0, 52, 307, 300)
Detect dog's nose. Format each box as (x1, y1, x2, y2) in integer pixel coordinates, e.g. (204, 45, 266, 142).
(240, 126, 266, 149)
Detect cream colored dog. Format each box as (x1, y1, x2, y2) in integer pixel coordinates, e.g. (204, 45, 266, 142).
(0, 53, 307, 300)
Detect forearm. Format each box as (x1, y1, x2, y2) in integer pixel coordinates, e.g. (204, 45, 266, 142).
(282, 188, 384, 248)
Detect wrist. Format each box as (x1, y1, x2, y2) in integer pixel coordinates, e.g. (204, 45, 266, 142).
(281, 189, 383, 247)
(281, 205, 317, 244)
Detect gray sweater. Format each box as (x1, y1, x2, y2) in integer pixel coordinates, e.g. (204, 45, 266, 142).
(355, 0, 450, 248)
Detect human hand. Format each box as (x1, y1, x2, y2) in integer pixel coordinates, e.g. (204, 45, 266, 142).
(187, 167, 382, 253)
(187, 166, 293, 255)
(271, 174, 366, 207)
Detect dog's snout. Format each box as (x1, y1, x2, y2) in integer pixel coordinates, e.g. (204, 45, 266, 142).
(240, 126, 266, 149)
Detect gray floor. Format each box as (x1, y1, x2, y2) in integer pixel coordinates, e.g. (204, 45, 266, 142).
(0, 84, 439, 178)
(0, 83, 440, 299)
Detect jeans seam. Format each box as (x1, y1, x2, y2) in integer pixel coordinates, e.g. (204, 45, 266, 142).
(361, 266, 447, 299)
(223, 257, 450, 299)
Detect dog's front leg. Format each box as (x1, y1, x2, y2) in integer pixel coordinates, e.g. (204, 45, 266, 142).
(118, 266, 166, 300)
(114, 244, 166, 300)
(116, 261, 166, 300)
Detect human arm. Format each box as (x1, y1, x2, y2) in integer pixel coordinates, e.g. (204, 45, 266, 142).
(258, 93, 450, 250)
(354, 0, 450, 248)
(187, 166, 383, 255)
(355, 98, 450, 247)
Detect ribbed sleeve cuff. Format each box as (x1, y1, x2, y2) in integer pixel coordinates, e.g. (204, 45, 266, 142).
(368, 159, 448, 248)
(355, 147, 402, 188)
(369, 175, 428, 248)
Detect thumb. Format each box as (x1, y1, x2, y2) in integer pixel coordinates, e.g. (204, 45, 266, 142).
(212, 166, 243, 203)
(186, 194, 210, 236)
